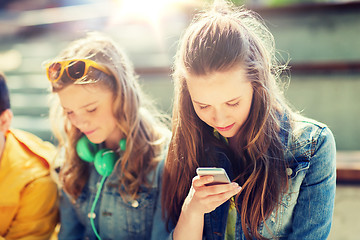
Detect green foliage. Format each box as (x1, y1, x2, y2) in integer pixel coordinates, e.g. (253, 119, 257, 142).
(230, 0, 246, 5)
(268, 0, 331, 7)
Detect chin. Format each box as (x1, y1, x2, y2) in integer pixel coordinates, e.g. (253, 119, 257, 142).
(226, 134, 236, 139)
(86, 136, 103, 144)
(218, 131, 235, 139)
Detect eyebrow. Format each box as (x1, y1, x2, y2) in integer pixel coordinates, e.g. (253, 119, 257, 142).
(193, 96, 241, 105)
(63, 101, 98, 111)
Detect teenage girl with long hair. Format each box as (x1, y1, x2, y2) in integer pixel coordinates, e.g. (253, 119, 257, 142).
(161, 1, 336, 239)
(46, 32, 170, 239)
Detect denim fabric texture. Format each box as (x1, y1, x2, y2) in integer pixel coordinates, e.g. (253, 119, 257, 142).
(163, 113, 336, 240)
(58, 158, 165, 240)
(204, 114, 337, 240)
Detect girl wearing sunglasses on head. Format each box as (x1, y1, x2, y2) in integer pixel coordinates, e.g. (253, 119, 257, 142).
(160, 1, 336, 240)
(46, 32, 170, 240)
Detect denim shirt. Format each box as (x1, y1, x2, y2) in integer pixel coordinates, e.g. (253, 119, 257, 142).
(58, 158, 165, 240)
(162, 114, 336, 240)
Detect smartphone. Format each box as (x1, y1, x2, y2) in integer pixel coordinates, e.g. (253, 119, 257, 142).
(196, 167, 231, 186)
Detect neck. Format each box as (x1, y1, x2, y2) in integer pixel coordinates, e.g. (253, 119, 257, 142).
(105, 129, 125, 151)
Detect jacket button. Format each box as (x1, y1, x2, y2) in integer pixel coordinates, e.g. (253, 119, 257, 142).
(131, 200, 139, 208)
(286, 168, 293, 176)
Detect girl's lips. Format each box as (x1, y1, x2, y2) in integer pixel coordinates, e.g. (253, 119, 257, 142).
(216, 123, 235, 132)
(83, 129, 96, 135)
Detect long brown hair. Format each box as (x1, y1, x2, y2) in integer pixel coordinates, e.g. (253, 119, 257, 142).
(48, 32, 170, 199)
(162, 2, 290, 239)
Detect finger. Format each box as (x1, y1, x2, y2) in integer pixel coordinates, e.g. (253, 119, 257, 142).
(195, 182, 239, 198)
(192, 175, 214, 188)
(209, 185, 242, 205)
(200, 182, 239, 196)
(198, 186, 242, 213)
(194, 182, 239, 199)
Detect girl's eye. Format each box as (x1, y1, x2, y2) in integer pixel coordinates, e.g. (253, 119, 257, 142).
(66, 111, 73, 116)
(199, 105, 209, 110)
(87, 108, 97, 113)
(227, 101, 240, 107)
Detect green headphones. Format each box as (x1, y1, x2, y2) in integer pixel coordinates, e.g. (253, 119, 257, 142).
(76, 135, 126, 177)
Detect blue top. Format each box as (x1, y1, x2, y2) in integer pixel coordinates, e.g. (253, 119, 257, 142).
(161, 113, 337, 240)
(58, 157, 166, 240)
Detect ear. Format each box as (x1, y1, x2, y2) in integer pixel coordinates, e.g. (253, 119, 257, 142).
(0, 109, 13, 133)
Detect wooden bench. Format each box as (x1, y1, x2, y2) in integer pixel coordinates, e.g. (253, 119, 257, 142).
(336, 151, 360, 183)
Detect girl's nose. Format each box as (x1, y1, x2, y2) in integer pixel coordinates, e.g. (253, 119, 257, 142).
(72, 114, 89, 129)
(212, 108, 226, 126)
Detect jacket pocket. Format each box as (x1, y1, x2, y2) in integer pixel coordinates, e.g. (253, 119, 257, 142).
(260, 161, 309, 238)
(101, 187, 157, 237)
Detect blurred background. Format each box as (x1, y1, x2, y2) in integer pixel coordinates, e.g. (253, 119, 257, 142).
(0, 0, 359, 239)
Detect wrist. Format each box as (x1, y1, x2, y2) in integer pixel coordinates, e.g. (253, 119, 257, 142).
(181, 203, 204, 222)
(174, 207, 204, 240)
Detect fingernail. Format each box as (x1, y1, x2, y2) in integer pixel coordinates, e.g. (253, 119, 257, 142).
(231, 182, 239, 187)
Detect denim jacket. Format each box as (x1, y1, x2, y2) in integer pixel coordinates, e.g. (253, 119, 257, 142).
(58, 158, 165, 240)
(162, 114, 336, 240)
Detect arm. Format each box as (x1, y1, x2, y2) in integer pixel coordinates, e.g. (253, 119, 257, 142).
(173, 176, 241, 240)
(58, 189, 85, 240)
(151, 159, 173, 240)
(4, 176, 59, 240)
(288, 127, 336, 240)
(151, 191, 172, 240)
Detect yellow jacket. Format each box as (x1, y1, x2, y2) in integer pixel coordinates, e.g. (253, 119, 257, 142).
(0, 129, 59, 240)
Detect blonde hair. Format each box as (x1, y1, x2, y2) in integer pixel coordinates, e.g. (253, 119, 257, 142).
(162, 2, 291, 239)
(49, 32, 170, 199)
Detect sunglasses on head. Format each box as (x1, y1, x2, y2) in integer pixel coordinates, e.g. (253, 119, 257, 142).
(45, 59, 111, 83)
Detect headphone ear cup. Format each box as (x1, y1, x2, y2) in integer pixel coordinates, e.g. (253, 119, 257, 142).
(76, 135, 99, 162)
(119, 138, 126, 151)
(94, 149, 117, 177)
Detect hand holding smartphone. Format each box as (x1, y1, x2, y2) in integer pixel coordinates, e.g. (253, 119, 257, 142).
(196, 167, 231, 186)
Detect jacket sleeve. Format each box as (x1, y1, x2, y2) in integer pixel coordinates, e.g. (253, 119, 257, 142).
(4, 176, 59, 240)
(288, 127, 336, 240)
(58, 189, 85, 240)
(151, 159, 174, 240)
